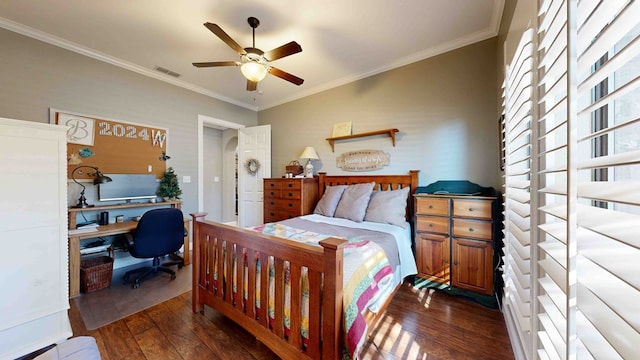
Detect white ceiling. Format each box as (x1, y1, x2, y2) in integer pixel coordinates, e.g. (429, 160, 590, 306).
(0, 0, 504, 111)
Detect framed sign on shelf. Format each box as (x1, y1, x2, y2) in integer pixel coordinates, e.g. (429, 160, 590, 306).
(332, 121, 352, 137)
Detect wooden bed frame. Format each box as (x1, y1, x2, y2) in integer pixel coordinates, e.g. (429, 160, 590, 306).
(190, 170, 419, 359)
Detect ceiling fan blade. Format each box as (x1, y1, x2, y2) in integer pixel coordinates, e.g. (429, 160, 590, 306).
(204, 22, 247, 55)
(247, 80, 258, 91)
(192, 61, 240, 68)
(269, 67, 304, 86)
(263, 41, 302, 61)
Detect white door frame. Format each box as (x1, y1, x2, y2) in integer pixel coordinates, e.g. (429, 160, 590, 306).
(197, 114, 245, 213)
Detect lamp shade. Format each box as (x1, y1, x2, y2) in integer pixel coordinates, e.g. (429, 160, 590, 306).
(299, 146, 320, 160)
(240, 61, 268, 82)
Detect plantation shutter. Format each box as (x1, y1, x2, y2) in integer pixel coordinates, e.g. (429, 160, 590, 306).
(503, 27, 535, 354)
(502, 0, 640, 359)
(535, 0, 577, 358)
(574, 0, 640, 358)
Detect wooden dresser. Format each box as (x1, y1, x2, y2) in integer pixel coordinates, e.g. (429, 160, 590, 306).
(414, 182, 500, 296)
(263, 177, 318, 223)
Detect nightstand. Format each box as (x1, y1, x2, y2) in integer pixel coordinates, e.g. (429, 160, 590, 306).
(414, 181, 501, 297)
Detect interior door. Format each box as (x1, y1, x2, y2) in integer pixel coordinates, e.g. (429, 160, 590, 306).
(238, 125, 271, 227)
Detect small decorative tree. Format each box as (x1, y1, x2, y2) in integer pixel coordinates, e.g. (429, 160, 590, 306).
(157, 167, 182, 200)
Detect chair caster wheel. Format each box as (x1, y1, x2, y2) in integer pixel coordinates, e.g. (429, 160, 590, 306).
(171, 274, 176, 280)
(133, 282, 140, 289)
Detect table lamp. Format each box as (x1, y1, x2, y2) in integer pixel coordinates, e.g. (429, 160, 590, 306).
(71, 166, 112, 208)
(299, 146, 320, 178)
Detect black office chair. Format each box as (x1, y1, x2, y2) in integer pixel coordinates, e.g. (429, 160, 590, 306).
(123, 208, 185, 288)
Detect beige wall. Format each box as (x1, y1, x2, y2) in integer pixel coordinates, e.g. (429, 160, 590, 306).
(0, 28, 257, 215)
(259, 38, 501, 189)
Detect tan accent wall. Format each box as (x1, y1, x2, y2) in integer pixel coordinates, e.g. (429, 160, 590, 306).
(259, 38, 501, 189)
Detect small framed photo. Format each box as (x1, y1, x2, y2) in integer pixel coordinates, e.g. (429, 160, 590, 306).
(332, 121, 352, 137)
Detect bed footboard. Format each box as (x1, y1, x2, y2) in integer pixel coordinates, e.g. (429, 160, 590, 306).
(190, 213, 346, 360)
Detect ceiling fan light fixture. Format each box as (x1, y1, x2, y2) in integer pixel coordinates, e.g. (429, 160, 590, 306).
(194, 18, 303, 88)
(240, 61, 268, 82)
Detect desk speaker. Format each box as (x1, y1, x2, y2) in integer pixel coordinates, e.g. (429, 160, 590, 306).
(99, 211, 109, 225)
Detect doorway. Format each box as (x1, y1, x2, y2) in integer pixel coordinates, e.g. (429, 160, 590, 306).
(198, 115, 244, 223)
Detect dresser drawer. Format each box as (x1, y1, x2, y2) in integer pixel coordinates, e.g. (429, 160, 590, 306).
(452, 218, 492, 240)
(280, 180, 302, 191)
(416, 215, 449, 234)
(264, 180, 283, 191)
(280, 188, 302, 200)
(265, 188, 281, 198)
(452, 199, 492, 219)
(264, 209, 297, 223)
(416, 197, 449, 216)
(265, 198, 301, 211)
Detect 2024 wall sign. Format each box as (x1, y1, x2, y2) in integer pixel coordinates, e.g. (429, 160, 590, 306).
(58, 111, 166, 148)
(98, 121, 166, 147)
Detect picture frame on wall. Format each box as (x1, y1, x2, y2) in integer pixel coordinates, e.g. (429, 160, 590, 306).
(332, 121, 352, 137)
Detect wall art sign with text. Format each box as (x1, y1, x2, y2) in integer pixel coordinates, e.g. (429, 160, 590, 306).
(336, 150, 390, 171)
(50, 109, 168, 179)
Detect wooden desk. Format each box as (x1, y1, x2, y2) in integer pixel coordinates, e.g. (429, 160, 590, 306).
(68, 200, 182, 229)
(68, 219, 191, 298)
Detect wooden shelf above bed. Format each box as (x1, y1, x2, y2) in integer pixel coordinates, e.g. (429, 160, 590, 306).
(325, 128, 399, 152)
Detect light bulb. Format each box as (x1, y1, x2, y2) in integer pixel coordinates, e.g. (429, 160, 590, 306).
(241, 61, 268, 82)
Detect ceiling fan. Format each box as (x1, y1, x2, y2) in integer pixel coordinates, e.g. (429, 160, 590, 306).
(193, 17, 304, 91)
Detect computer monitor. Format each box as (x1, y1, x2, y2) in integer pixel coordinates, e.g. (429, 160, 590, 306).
(98, 174, 158, 202)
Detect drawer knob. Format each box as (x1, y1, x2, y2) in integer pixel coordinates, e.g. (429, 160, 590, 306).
(429, 223, 434, 227)
(288, 203, 293, 207)
(453, 261, 458, 266)
(429, 205, 434, 209)
(469, 208, 474, 211)
(270, 201, 275, 205)
(469, 228, 474, 232)
(270, 191, 275, 195)
(288, 184, 293, 187)
(288, 192, 293, 196)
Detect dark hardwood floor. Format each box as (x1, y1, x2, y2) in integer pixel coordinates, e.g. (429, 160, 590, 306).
(67, 283, 514, 360)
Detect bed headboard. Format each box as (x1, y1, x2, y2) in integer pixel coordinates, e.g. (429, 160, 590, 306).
(317, 170, 420, 222)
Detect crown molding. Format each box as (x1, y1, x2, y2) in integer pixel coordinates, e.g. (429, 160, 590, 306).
(0, 16, 258, 112)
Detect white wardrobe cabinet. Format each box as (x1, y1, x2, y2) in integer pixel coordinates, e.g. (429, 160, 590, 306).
(0, 117, 72, 360)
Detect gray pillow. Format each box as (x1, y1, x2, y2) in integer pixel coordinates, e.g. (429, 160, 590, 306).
(334, 182, 376, 222)
(313, 185, 347, 217)
(364, 187, 410, 228)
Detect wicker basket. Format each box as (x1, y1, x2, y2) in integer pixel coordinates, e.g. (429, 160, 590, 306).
(285, 160, 303, 175)
(80, 255, 114, 293)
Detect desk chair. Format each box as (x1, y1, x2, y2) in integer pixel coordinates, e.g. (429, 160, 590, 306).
(123, 208, 185, 288)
